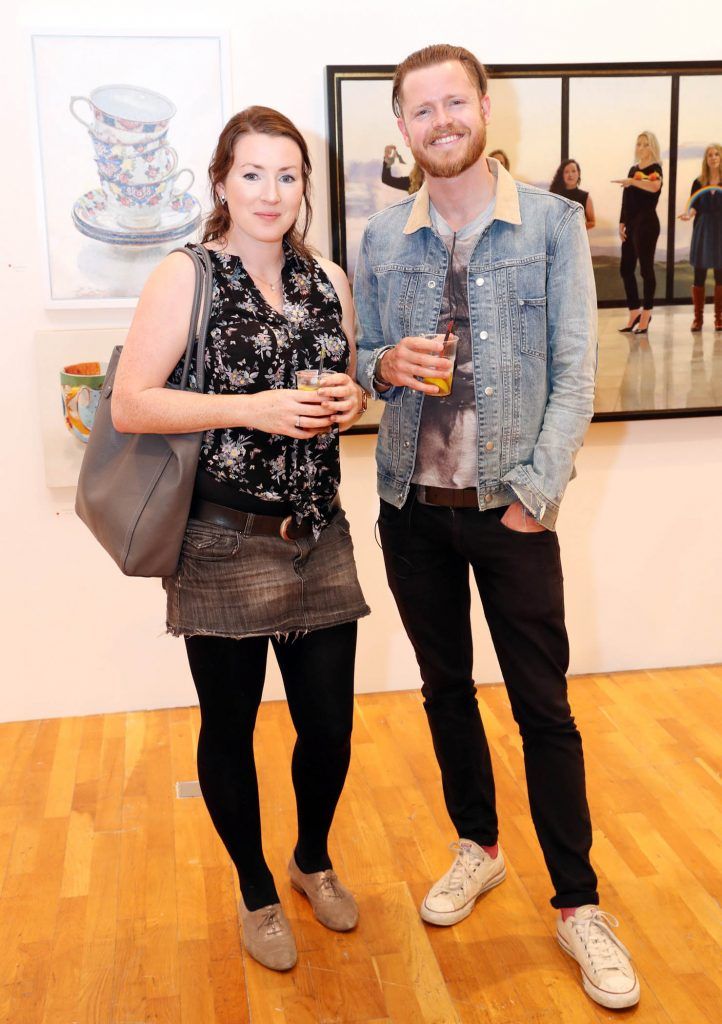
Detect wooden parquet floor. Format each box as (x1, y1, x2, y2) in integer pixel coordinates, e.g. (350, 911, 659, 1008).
(0, 665, 720, 1023)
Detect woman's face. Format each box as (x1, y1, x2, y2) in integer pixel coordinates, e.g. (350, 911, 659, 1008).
(562, 162, 580, 188)
(220, 132, 305, 246)
(636, 135, 652, 162)
(706, 147, 721, 172)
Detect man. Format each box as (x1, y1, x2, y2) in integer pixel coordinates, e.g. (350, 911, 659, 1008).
(354, 44, 639, 1011)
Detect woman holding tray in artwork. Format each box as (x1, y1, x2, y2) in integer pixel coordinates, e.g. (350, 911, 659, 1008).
(613, 131, 663, 334)
(112, 106, 369, 972)
(678, 142, 722, 331)
(549, 158, 596, 230)
(381, 143, 424, 193)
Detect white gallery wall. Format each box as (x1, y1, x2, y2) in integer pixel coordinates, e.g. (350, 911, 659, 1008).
(2, 0, 722, 722)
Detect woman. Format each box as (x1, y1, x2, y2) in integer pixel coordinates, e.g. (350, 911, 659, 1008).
(549, 159, 596, 230)
(488, 148, 510, 172)
(678, 143, 722, 331)
(112, 106, 369, 972)
(381, 143, 424, 193)
(613, 131, 663, 333)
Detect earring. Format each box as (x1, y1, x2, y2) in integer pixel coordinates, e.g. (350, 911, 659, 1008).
(219, 194, 227, 205)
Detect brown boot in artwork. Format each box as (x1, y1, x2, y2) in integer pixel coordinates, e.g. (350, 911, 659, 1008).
(714, 284, 722, 330)
(691, 285, 705, 332)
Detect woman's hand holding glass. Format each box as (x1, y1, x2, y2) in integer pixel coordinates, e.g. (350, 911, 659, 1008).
(246, 388, 335, 439)
(316, 373, 365, 431)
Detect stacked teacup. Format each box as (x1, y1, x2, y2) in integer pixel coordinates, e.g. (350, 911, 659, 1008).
(70, 84, 194, 231)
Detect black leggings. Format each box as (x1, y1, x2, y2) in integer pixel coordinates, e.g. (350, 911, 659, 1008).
(184, 621, 357, 911)
(693, 267, 722, 287)
(620, 215, 660, 310)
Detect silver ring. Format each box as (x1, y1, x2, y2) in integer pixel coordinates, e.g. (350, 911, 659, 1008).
(295, 416, 302, 429)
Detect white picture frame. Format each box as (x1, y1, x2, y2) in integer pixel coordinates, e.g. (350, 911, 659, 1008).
(31, 30, 231, 309)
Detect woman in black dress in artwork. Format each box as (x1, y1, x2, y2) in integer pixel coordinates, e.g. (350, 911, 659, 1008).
(679, 142, 722, 331)
(613, 131, 663, 334)
(549, 159, 596, 230)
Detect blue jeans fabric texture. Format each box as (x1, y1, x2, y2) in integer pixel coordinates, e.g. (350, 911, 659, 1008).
(354, 166, 598, 530)
(378, 494, 599, 909)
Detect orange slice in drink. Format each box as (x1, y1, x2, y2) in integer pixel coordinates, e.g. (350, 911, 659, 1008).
(423, 375, 452, 396)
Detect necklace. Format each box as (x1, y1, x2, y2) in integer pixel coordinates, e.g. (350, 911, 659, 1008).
(244, 263, 285, 292)
(251, 272, 282, 292)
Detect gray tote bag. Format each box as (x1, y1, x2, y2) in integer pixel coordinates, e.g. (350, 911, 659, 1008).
(75, 244, 213, 577)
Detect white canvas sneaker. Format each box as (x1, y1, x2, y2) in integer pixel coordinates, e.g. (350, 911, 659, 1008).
(420, 839, 506, 926)
(557, 905, 640, 1009)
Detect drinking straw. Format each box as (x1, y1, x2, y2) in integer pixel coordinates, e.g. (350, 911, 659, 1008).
(444, 232, 458, 344)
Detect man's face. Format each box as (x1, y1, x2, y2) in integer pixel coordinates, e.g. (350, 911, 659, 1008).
(396, 60, 490, 179)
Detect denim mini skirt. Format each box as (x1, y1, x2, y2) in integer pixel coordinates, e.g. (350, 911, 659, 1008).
(163, 507, 370, 639)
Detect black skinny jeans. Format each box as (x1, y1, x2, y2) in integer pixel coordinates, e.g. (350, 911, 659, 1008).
(378, 496, 598, 909)
(184, 622, 357, 911)
(620, 214, 660, 310)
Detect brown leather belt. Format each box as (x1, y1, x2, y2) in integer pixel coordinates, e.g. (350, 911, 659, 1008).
(188, 497, 330, 541)
(417, 485, 479, 508)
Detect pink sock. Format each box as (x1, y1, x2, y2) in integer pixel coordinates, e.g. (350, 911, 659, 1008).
(560, 907, 579, 922)
(482, 843, 498, 859)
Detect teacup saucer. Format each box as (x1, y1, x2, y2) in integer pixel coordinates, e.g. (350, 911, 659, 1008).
(72, 187, 201, 246)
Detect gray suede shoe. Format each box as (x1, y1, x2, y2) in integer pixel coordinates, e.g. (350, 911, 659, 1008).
(238, 897, 297, 971)
(288, 854, 359, 931)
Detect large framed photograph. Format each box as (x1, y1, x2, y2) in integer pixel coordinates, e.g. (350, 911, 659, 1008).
(327, 62, 722, 422)
(31, 31, 230, 308)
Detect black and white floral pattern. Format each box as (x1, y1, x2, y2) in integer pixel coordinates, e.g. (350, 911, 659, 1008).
(171, 242, 348, 535)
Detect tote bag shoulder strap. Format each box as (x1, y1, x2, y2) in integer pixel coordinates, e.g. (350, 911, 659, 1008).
(169, 243, 214, 394)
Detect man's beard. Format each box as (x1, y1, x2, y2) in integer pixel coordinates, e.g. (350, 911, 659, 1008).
(411, 121, 486, 179)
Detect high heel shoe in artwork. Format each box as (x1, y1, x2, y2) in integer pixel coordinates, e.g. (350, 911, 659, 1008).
(633, 314, 652, 334)
(618, 314, 641, 333)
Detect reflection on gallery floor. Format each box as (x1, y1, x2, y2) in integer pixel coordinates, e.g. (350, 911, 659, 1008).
(0, 665, 720, 1023)
(596, 305, 722, 416)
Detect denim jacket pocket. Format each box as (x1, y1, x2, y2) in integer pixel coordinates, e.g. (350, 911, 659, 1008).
(514, 260, 548, 358)
(373, 263, 428, 345)
(518, 294, 547, 357)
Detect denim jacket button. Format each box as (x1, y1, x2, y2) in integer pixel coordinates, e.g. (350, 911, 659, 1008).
(484, 493, 493, 503)
(485, 386, 494, 397)
(479, 330, 489, 340)
(519, 298, 525, 306)
(485, 441, 494, 451)
(428, 280, 436, 288)
(476, 277, 485, 286)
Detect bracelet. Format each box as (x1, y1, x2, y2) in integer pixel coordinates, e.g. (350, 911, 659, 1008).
(373, 351, 392, 388)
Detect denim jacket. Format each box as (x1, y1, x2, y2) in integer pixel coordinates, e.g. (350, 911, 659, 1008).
(354, 161, 597, 530)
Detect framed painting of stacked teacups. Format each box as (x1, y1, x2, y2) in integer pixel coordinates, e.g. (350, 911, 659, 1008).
(31, 32, 231, 308)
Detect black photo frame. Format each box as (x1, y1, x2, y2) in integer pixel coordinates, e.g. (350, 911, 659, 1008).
(327, 61, 722, 424)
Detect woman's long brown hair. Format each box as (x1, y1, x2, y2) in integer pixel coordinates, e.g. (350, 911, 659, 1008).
(202, 105, 314, 262)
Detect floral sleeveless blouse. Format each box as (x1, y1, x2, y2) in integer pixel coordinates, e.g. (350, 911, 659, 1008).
(171, 242, 349, 535)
